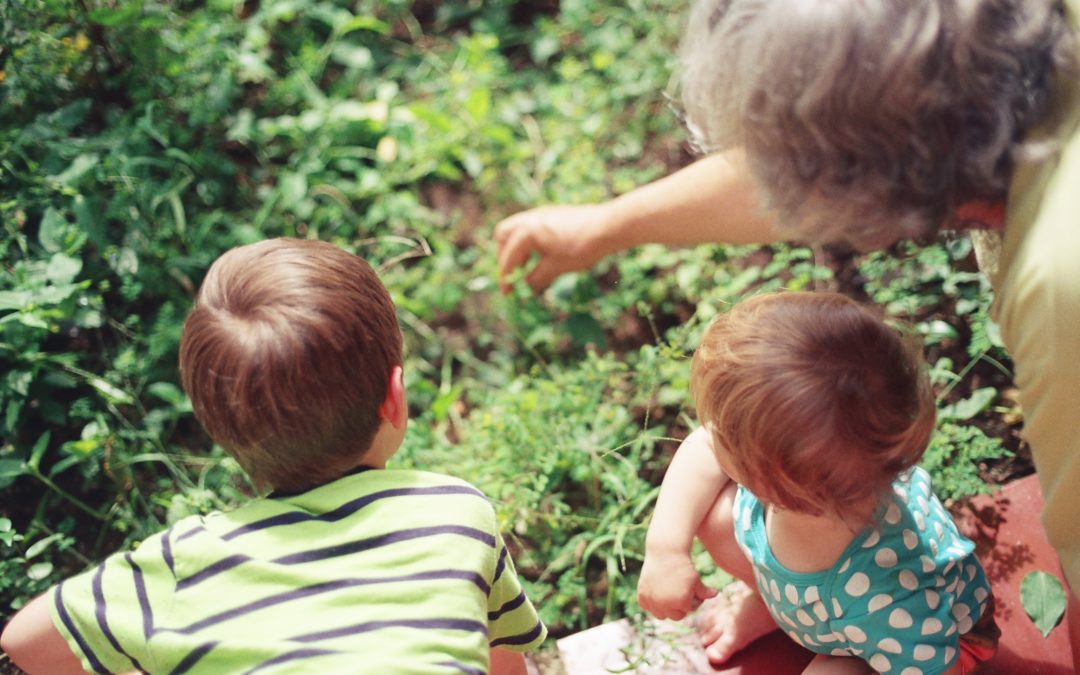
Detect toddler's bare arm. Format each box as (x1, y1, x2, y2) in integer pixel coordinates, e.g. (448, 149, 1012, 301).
(638, 427, 732, 619)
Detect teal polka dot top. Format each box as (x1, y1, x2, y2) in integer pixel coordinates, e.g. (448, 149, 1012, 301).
(733, 467, 991, 675)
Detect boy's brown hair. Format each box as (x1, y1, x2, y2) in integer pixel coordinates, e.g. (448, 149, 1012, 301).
(691, 291, 935, 516)
(179, 238, 402, 492)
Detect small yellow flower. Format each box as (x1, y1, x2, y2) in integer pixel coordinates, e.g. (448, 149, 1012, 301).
(376, 136, 398, 163)
(75, 34, 91, 51)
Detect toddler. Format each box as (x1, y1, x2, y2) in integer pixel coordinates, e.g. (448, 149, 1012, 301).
(638, 291, 999, 674)
(2, 238, 545, 674)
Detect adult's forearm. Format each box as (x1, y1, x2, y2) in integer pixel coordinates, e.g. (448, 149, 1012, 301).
(597, 149, 783, 256)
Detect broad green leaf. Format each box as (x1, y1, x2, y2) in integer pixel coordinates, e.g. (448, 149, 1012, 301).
(52, 153, 99, 187)
(566, 311, 606, 349)
(111, 247, 139, 276)
(167, 192, 186, 235)
(25, 532, 64, 559)
(1021, 570, 1066, 637)
(146, 382, 187, 407)
(80, 420, 103, 440)
(331, 43, 372, 70)
(6, 371, 32, 397)
(330, 100, 387, 123)
(61, 438, 100, 457)
(0, 518, 14, 546)
(27, 562, 54, 581)
(4, 400, 22, 434)
(52, 99, 92, 130)
(237, 52, 272, 83)
(278, 172, 307, 205)
(920, 319, 959, 344)
(531, 35, 560, 64)
(298, 109, 323, 133)
(45, 252, 82, 285)
(591, 50, 615, 71)
(464, 88, 491, 119)
(16, 313, 49, 329)
(339, 15, 389, 35)
(73, 194, 107, 250)
(983, 318, 1005, 349)
(431, 384, 464, 423)
(38, 207, 67, 252)
(460, 150, 484, 178)
(0, 459, 28, 488)
(32, 282, 81, 305)
(41, 371, 78, 389)
(74, 306, 104, 329)
(28, 431, 50, 471)
(227, 109, 255, 142)
(0, 290, 31, 310)
(88, 376, 134, 405)
(940, 387, 996, 421)
(49, 453, 88, 477)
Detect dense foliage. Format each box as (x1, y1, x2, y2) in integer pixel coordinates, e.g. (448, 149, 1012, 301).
(1, 0, 1019, 653)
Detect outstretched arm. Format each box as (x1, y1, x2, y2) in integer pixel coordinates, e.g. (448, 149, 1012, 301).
(495, 149, 782, 292)
(638, 427, 732, 620)
(1, 591, 86, 675)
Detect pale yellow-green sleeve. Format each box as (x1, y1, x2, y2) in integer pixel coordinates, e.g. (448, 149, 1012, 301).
(50, 529, 177, 674)
(486, 530, 547, 651)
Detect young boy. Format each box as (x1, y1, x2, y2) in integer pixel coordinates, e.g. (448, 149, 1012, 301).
(638, 292, 999, 674)
(2, 238, 546, 674)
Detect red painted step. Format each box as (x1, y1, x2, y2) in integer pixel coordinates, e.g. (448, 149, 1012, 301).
(953, 474, 1074, 674)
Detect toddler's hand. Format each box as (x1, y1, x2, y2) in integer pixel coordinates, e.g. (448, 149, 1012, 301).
(638, 549, 717, 621)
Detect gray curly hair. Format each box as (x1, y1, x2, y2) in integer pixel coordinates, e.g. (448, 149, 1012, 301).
(681, 0, 1077, 249)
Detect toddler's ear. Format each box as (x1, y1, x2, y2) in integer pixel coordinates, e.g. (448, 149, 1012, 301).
(377, 366, 407, 430)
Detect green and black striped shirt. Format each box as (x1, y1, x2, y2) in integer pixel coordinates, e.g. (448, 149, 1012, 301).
(51, 469, 546, 674)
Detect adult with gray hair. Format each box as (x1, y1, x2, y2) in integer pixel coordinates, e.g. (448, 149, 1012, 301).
(495, 0, 1080, 669)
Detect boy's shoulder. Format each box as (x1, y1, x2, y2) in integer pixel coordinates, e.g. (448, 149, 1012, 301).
(347, 468, 492, 502)
(283, 467, 496, 524)
(378, 467, 485, 491)
(246, 467, 493, 516)
(130, 469, 500, 580)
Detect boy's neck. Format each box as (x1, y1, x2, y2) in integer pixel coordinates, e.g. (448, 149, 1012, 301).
(268, 464, 377, 499)
(361, 418, 406, 469)
(268, 421, 404, 499)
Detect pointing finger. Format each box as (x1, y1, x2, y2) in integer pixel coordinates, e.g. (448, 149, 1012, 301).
(497, 228, 535, 293)
(493, 211, 527, 244)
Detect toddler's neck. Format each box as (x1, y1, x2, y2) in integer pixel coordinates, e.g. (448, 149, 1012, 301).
(763, 496, 878, 575)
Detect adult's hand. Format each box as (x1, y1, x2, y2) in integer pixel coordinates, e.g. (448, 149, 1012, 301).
(494, 151, 780, 294)
(494, 204, 614, 293)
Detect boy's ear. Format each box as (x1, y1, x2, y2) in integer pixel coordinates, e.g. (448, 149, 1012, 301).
(377, 366, 407, 430)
